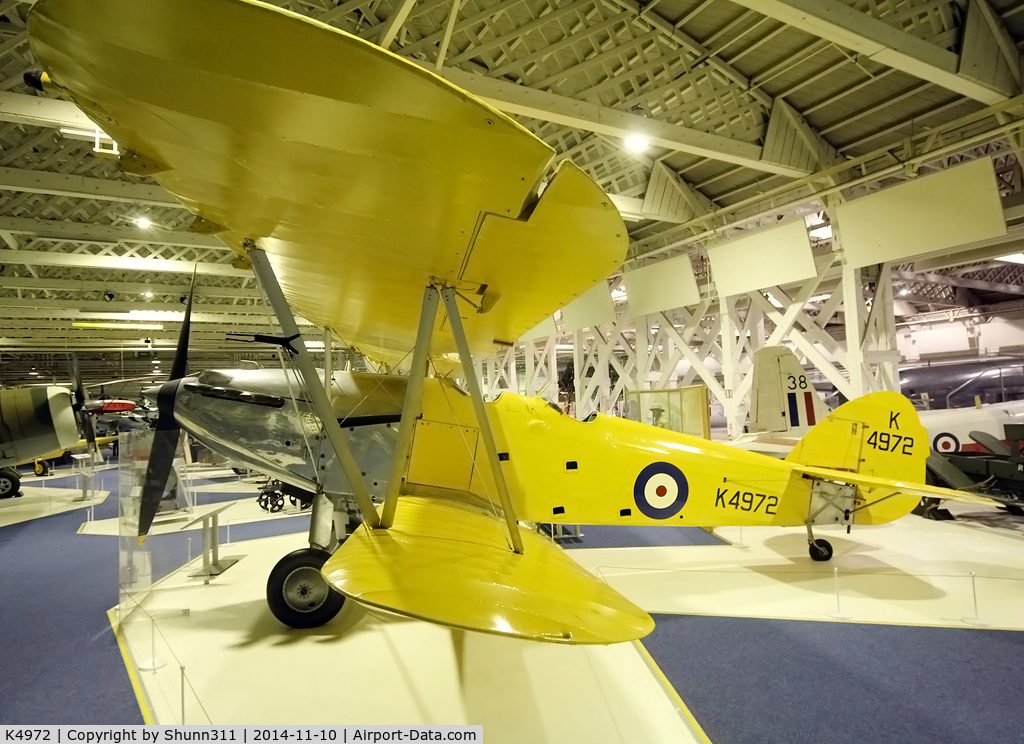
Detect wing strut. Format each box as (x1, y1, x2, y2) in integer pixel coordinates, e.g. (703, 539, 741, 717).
(247, 246, 380, 529)
(380, 285, 440, 528)
(440, 287, 525, 554)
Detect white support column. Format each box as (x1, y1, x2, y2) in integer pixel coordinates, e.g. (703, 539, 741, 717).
(635, 316, 649, 391)
(719, 296, 744, 437)
(524, 338, 535, 396)
(323, 328, 333, 391)
(861, 263, 900, 392)
(842, 262, 868, 398)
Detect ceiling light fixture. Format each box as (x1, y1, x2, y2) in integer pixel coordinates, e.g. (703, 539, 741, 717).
(624, 135, 649, 153)
(143, 291, 154, 298)
(72, 322, 165, 330)
(134, 217, 153, 229)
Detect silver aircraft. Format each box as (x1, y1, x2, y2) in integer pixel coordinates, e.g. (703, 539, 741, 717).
(148, 367, 408, 505)
(139, 363, 468, 629)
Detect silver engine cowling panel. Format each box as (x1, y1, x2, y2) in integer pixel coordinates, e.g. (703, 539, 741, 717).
(162, 369, 406, 499)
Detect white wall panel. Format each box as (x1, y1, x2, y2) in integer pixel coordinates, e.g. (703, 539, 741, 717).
(519, 316, 557, 341)
(978, 317, 1024, 351)
(899, 325, 971, 359)
(706, 220, 816, 297)
(562, 281, 616, 331)
(836, 158, 1006, 269)
(621, 254, 701, 318)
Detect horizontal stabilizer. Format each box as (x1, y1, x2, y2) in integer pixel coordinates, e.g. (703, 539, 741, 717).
(322, 496, 653, 644)
(792, 464, 991, 503)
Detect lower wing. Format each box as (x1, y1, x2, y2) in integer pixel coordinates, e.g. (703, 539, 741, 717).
(321, 495, 653, 644)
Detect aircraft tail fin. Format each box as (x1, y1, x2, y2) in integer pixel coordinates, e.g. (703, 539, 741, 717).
(784, 391, 929, 524)
(749, 347, 830, 436)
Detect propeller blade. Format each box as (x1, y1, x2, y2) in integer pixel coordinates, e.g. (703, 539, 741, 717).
(137, 269, 196, 542)
(69, 354, 86, 410)
(68, 354, 97, 449)
(137, 423, 181, 541)
(169, 268, 197, 381)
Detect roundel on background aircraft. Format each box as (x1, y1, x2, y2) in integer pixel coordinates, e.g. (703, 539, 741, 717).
(634, 462, 688, 519)
(933, 432, 960, 453)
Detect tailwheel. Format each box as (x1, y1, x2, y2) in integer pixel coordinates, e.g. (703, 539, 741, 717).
(266, 547, 345, 629)
(33, 460, 50, 477)
(809, 538, 833, 562)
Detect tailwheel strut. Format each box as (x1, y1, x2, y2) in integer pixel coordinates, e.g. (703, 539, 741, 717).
(805, 523, 833, 562)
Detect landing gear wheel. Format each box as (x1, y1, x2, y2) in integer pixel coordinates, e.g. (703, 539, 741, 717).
(268, 494, 285, 513)
(266, 548, 344, 629)
(0, 468, 20, 499)
(33, 460, 49, 477)
(809, 538, 833, 562)
(257, 493, 270, 511)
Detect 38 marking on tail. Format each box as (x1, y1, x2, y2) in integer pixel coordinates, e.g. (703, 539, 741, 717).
(634, 462, 688, 519)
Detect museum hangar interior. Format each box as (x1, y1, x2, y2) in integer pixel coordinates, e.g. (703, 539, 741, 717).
(2, 0, 1024, 740)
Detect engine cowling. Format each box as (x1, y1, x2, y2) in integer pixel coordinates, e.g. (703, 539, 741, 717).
(0, 386, 80, 467)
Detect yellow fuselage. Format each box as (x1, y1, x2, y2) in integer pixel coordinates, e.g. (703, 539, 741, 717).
(406, 385, 920, 530)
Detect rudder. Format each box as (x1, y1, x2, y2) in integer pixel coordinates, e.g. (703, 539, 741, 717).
(785, 391, 927, 524)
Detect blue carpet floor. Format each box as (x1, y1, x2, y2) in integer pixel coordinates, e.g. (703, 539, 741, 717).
(549, 524, 724, 549)
(0, 464, 309, 723)
(0, 465, 142, 723)
(644, 614, 1024, 744)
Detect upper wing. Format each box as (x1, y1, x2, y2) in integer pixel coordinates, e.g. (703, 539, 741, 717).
(29, 0, 627, 359)
(322, 495, 654, 644)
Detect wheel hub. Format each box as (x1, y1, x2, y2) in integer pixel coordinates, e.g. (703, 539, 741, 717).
(282, 565, 329, 612)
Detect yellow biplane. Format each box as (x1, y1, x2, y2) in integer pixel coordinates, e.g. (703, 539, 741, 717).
(28, 0, 969, 644)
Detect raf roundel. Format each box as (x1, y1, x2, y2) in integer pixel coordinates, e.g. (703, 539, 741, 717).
(633, 462, 689, 519)
(932, 432, 960, 454)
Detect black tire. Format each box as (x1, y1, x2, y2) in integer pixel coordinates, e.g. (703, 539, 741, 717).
(809, 538, 833, 562)
(269, 494, 285, 513)
(0, 468, 20, 499)
(266, 548, 344, 629)
(33, 460, 49, 477)
(257, 493, 270, 511)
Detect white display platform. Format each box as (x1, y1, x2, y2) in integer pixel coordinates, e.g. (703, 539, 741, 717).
(571, 503, 1024, 630)
(115, 532, 705, 742)
(0, 485, 108, 528)
(111, 503, 1023, 737)
(80, 496, 303, 537)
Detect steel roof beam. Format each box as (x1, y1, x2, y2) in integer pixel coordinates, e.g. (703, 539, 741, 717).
(893, 270, 1024, 297)
(0, 215, 225, 249)
(441, 68, 810, 176)
(728, 0, 1018, 104)
(0, 250, 249, 277)
(0, 165, 181, 207)
(0, 275, 260, 298)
